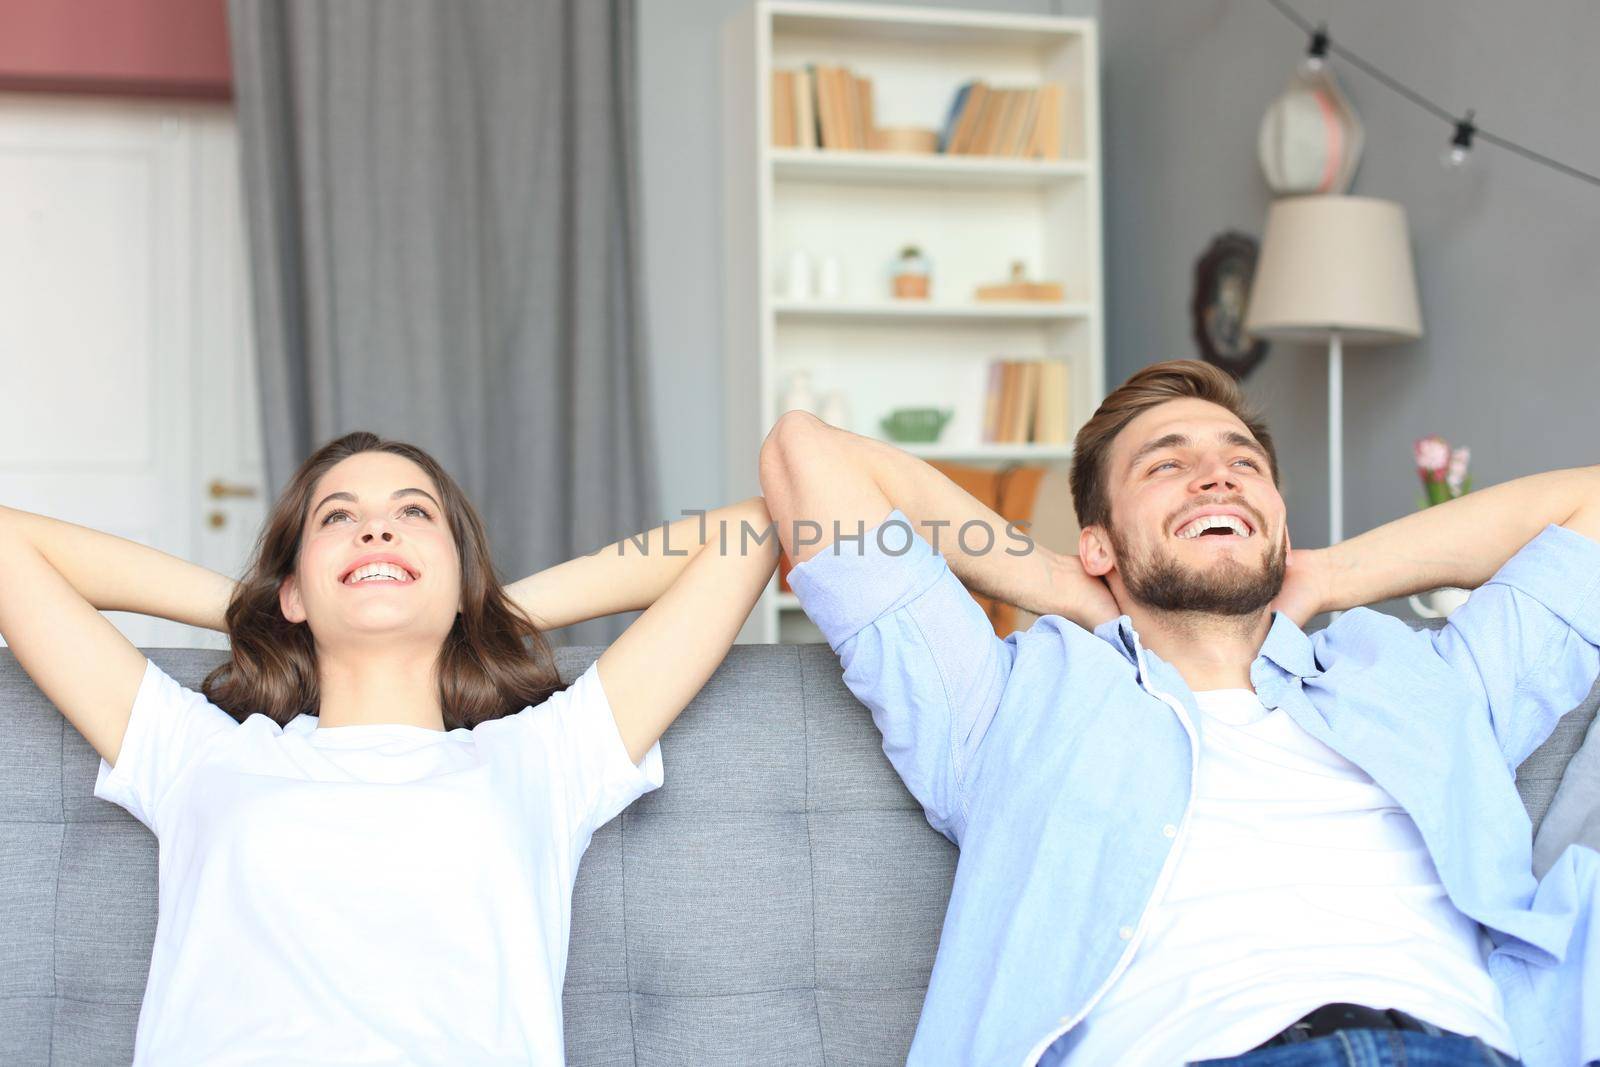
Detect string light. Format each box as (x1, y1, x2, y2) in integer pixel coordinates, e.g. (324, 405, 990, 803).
(1299, 23, 1329, 76)
(1442, 111, 1476, 171)
(1264, 0, 1600, 189)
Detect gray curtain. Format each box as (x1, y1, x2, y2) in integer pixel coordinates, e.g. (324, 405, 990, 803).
(228, 0, 657, 646)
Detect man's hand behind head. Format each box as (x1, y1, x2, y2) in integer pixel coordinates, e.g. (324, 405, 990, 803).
(1039, 546, 1121, 632)
(1269, 547, 1331, 628)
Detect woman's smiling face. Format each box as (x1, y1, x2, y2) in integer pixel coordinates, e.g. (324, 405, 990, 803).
(278, 451, 463, 645)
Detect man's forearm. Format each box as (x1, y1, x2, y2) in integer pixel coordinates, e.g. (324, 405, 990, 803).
(0, 506, 236, 631)
(1319, 465, 1600, 613)
(503, 497, 772, 630)
(839, 433, 1082, 620)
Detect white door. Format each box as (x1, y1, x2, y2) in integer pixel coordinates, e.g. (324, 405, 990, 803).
(0, 94, 266, 650)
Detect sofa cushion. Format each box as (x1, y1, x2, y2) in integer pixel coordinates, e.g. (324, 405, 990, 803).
(0, 639, 1593, 1066)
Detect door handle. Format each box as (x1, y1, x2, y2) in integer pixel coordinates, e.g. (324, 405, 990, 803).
(208, 479, 260, 500)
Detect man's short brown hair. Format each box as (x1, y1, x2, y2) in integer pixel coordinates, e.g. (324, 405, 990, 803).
(1069, 359, 1279, 530)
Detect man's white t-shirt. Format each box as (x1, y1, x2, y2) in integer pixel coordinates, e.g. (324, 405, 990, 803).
(1066, 687, 1518, 1066)
(92, 655, 663, 1067)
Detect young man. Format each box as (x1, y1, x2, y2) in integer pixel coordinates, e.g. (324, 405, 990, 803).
(759, 360, 1600, 1067)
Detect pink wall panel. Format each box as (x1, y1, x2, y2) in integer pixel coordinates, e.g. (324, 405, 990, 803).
(0, 0, 232, 98)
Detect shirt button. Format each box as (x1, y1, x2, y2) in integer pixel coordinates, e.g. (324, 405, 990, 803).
(1118, 925, 1134, 940)
(1163, 823, 1177, 838)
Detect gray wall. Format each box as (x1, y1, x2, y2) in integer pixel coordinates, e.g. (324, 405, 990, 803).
(1102, 0, 1600, 550)
(636, 0, 1095, 518)
(639, 0, 1599, 544)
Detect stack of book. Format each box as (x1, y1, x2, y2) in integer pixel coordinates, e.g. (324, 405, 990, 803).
(770, 67, 875, 150)
(939, 82, 1067, 158)
(982, 359, 1072, 444)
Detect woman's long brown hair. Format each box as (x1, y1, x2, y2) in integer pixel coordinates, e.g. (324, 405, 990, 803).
(202, 432, 562, 729)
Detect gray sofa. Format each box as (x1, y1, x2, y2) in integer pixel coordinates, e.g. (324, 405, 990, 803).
(1, 640, 1596, 1066)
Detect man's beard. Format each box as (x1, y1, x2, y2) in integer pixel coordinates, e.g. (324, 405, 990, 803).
(1110, 523, 1286, 616)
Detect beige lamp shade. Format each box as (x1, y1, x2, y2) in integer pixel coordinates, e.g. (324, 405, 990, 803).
(1244, 195, 1423, 345)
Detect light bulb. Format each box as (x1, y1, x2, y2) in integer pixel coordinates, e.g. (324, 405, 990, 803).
(1299, 26, 1330, 77)
(1441, 111, 1476, 172)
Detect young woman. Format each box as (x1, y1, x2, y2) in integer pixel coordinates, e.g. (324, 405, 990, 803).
(0, 431, 777, 1065)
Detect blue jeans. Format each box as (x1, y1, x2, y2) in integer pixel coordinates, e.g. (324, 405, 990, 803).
(1189, 1029, 1521, 1066)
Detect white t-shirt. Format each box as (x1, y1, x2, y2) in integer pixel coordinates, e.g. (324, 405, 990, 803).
(1066, 687, 1517, 1066)
(92, 655, 663, 1067)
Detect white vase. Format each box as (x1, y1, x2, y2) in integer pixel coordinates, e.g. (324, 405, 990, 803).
(818, 390, 850, 430)
(778, 371, 815, 415)
(816, 256, 843, 300)
(781, 250, 813, 301)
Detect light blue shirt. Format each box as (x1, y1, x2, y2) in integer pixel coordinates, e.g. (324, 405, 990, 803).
(788, 509, 1600, 1067)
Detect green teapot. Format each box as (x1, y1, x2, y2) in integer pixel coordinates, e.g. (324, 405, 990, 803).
(880, 408, 953, 443)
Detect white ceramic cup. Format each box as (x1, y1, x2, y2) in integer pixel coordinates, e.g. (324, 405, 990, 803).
(1408, 587, 1471, 619)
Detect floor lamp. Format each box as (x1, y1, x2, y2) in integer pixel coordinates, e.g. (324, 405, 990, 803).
(1244, 196, 1423, 546)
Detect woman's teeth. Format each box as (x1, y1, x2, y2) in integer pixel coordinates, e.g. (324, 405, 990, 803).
(344, 562, 412, 584)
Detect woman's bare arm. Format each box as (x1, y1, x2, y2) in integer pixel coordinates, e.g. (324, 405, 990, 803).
(553, 496, 778, 763)
(0, 507, 238, 766)
(0, 506, 237, 630)
(597, 497, 778, 763)
(501, 499, 771, 631)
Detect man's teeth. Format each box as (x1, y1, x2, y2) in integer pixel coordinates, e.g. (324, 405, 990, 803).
(345, 562, 412, 584)
(1175, 515, 1250, 539)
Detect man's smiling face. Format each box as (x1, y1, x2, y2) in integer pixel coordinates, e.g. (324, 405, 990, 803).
(1083, 397, 1289, 616)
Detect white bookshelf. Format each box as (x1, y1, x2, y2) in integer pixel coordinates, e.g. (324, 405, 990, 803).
(774, 299, 1094, 323)
(770, 146, 1090, 186)
(723, 1, 1105, 643)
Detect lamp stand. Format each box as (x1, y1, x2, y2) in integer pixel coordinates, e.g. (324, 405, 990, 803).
(1327, 330, 1343, 547)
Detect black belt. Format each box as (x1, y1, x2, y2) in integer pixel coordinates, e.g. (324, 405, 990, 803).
(1250, 1002, 1451, 1050)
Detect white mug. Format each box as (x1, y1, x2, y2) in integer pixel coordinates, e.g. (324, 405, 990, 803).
(816, 256, 843, 300)
(818, 390, 850, 429)
(782, 250, 813, 301)
(1408, 587, 1471, 619)
(778, 370, 815, 415)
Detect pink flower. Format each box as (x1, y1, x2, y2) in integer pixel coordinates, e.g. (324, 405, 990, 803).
(1446, 447, 1470, 495)
(1413, 435, 1450, 476)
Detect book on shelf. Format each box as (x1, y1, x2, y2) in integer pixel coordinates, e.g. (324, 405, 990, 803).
(768, 69, 1071, 158)
(945, 81, 990, 154)
(972, 88, 1011, 156)
(1013, 359, 1039, 443)
(827, 67, 851, 148)
(996, 89, 1031, 156)
(774, 66, 877, 150)
(981, 359, 1072, 445)
(938, 82, 974, 152)
(940, 80, 1073, 159)
(981, 360, 1005, 443)
(1022, 83, 1065, 158)
(994, 362, 1019, 444)
(771, 71, 796, 148)
(794, 69, 817, 148)
(1011, 89, 1038, 155)
(807, 65, 835, 149)
(852, 74, 873, 150)
(769, 69, 1067, 158)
